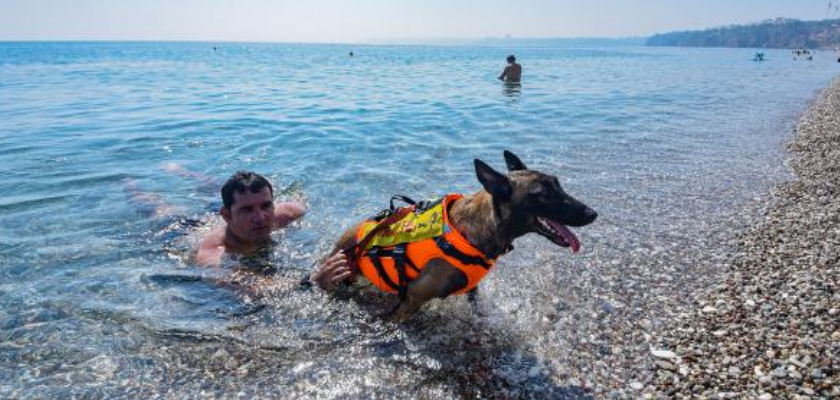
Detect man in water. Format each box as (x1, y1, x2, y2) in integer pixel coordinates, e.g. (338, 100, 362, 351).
(190, 170, 351, 291)
(498, 55, 522, 83)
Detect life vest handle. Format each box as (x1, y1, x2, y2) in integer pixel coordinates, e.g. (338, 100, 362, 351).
(389, 195, 416, 211)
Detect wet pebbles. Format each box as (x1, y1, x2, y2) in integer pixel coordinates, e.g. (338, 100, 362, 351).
(647, 77, 840, 398)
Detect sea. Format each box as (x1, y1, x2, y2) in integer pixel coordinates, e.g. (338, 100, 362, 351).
(0, 42, 837, 398)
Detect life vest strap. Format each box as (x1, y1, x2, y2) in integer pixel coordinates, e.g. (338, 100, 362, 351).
(367, 248, 400, 293)
(392, 244, 409, 300)
(369, 248, 421, 273)
(367, 245, 412, 300)
(434, 236, 491, 269)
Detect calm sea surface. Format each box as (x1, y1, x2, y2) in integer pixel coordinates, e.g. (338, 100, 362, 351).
(0, 42, 837, 398)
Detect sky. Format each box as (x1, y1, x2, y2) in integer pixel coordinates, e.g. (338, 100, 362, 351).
(0, 0, 836, 43)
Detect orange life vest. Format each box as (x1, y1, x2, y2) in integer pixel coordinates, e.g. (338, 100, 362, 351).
(352, 194, 496, 297)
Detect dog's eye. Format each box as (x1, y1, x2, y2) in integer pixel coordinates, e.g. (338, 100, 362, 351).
(529, 186, 545, 197)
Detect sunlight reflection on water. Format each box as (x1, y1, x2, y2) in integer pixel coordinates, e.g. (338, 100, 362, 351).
(0, 42, 836, 398)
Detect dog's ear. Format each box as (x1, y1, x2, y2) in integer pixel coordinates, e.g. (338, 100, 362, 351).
(503, 150, 528, 171)
(475, 159, 512, 199)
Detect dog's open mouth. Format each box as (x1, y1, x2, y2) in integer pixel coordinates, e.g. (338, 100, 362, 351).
(536, 217, 581, 253)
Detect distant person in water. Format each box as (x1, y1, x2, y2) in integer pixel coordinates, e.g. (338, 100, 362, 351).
(498, 55, 522, 83)
(194, 171, 351, 290)
(349, 51, 354, 57)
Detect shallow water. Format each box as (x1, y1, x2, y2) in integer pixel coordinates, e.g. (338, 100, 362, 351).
(0, 42, 837, 398)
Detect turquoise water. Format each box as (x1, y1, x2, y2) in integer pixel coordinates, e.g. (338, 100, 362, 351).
(0, 42, 837, 398)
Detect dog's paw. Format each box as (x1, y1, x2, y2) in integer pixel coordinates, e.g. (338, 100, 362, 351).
(390, 303, 417, 323)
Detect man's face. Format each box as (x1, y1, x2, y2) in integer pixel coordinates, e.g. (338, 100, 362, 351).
(221, 187, 275, 243)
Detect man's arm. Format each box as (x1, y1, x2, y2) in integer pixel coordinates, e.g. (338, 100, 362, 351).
(498, 66, 509, 80)
(195, 228, 226, 267)
(272, 201, 307, 229)
(161, 162, 222, 191)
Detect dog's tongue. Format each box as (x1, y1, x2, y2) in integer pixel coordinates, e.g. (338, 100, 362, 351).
(547, 219, 581, 253)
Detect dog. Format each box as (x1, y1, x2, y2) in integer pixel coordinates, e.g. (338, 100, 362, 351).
(331, 150, 597, 321)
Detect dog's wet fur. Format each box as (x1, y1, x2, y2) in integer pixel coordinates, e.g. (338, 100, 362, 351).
(332, 150, 597, 321)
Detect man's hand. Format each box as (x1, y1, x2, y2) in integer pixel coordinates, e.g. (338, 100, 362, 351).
(310, 252, 352, 291)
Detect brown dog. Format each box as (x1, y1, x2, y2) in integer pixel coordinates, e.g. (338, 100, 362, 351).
(332, 151, 597, 321)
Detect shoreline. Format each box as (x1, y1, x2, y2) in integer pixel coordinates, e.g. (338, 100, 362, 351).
(650, 76, 840, 397)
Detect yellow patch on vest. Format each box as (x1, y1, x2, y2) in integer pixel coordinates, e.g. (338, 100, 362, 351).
(360, 203, 445, 250)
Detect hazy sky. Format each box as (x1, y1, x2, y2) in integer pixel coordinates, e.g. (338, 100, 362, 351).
(0, 0, 835, 43)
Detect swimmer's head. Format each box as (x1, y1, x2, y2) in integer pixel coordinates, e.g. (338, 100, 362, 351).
(221, 171, 276, 243)
(221, 171, 274, 210)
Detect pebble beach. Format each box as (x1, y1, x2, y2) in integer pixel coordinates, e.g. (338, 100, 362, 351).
(648, 76, 840, 398)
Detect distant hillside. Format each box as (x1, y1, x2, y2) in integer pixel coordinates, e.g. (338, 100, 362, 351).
(647, 18, 840, 49)
(472, 37, 646, 47)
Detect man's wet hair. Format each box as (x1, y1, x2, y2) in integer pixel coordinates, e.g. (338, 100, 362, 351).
(507, 55, 516, 63)
(221, 171, 274, 209)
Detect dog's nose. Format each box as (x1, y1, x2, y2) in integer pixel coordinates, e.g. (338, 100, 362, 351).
(584, 208, 598, 223)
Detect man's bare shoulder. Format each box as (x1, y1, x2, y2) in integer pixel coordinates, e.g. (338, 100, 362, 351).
(195, 225, 226, 267)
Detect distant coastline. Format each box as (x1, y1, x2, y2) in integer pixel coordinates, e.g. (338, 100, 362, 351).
(647, 18, 840, 49)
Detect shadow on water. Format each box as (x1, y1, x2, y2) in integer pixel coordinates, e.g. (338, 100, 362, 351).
(120, 273, 597, 399)
(387, 307, 595, 399)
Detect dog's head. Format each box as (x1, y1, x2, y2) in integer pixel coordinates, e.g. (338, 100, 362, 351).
(474, 150, 597, 253)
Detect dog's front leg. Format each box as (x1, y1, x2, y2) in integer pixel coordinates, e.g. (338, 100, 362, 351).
(393, 258, 468, 322)
(467, 287, 479, 303)
(466, 287, 485, 316)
